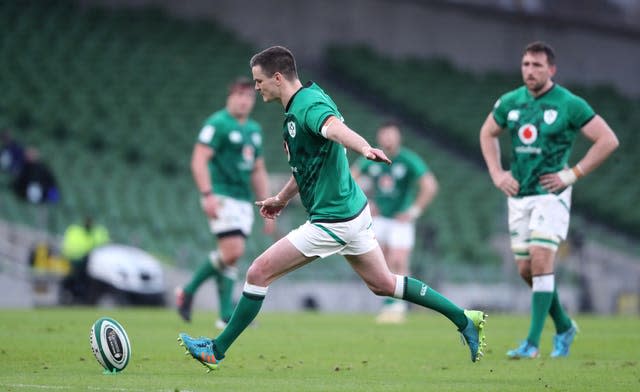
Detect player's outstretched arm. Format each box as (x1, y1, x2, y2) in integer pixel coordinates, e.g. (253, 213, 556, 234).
(255, 175, 298, 219)
(323, 116, 391, 164)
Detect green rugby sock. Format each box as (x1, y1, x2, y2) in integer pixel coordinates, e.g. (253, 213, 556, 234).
(402, 277, 467, 329)
(217, 272, 237, 321)
(527, 274, 554, 347)
(527, 292, 553, 346)
(549, 288, 572, 333)
(215, 284, 266, 355)
(184, 258, 218, 295)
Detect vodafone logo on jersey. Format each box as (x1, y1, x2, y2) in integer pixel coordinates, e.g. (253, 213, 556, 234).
(378, 174, 395, 194)
(518, 124, 538, 145)
(242, 145, 255, 163)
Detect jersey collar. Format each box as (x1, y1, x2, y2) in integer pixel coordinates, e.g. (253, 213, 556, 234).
(285, 81, 314, 112)
(528, 82, 556, 100)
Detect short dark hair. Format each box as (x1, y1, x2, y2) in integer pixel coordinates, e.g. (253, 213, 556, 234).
(524, 41, 556, 66)
(228, 76, 253, 95)
(249, 46, 298, 80)
(379, 119, 401, 130)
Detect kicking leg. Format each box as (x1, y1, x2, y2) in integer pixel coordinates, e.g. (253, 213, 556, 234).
(345, 246, 486, 362)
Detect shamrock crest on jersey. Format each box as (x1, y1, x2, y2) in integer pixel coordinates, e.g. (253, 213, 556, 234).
(544, 109, 558, 125)
(287, 121, 296, 137)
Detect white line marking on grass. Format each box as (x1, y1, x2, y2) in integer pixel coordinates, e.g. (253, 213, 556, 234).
(2, 385, 192, 392)
(2, 385, 67, 390)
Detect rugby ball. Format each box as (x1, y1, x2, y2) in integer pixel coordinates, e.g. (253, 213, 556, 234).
(89, 317, 131, 373)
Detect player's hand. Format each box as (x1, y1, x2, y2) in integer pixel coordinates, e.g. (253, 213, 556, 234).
(394, 212, 413, 223)
(255, 195, 288, 219)
(539, 172, 570, 193)
(491, 170, 519, 197)
(262, 217, 276, 235)
(362, 146, 392, 164)
(200, 194, 220, 219)
(395, 206, 421, 223)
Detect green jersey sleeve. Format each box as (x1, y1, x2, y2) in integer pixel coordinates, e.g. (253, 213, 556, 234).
(304, 102, 338, 136)
(408, 155, 428, 178)
(492, 94, 510, 128)
(568, 95, 596, 129)
(197, 123, 216, 147)
(197, 116, 227, 151)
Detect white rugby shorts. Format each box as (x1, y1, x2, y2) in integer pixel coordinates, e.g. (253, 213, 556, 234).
(372, 216, 416, 249)
(208, 195, 254, 237)
(286, 205, 379, 258)
(508, 186, 572, 258)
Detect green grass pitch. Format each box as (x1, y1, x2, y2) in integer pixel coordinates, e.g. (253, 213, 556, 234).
(0, 308, 638, 391)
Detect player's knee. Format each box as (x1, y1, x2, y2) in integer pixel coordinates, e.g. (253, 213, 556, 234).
(221, 248, 243, 266)
(517, 263, 531, 281)
(366, 278, 395, 297)
(369, 285, 389, 296)
(245, 262, 267, 286)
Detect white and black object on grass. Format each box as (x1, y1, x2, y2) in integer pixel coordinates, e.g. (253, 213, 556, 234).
(89, 317, 131, 374)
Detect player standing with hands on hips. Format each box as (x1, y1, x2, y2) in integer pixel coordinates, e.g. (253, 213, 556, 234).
(175, 77, 275, 329)
(479, 41, 618, 359)
(179, 46, 487, 371)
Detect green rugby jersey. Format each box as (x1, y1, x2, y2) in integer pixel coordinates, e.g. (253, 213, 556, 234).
(357, 148, 428, 217)
(197, 109, 263, 201)
(283, 82, 367, 222)
(492, 84, 595, 196)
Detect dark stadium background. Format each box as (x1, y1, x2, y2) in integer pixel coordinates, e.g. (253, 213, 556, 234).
(1, 0, 638, 314)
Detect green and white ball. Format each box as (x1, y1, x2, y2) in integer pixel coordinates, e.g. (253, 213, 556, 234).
(89, 317, 131, 373)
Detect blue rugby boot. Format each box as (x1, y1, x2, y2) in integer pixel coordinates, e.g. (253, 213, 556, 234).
(551, 320, 579, 358)
(507, 340, 539, 359)
(459, 310, 487, 362)
(178, 333, 224, 372)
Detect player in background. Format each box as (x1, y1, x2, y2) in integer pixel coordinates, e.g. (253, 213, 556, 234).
(479, 41, 618, 358)
(176, 77, 275, 329)
(179, 46, 486, 372)
(352, 121, 438, 323)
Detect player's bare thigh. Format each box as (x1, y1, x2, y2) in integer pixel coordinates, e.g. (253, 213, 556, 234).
(529, 245, 556, 275)
(344, 245, 396, 296)
(245, 236, 316, 287)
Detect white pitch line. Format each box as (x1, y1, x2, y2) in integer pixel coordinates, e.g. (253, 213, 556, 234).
(1, 385, 67, 390)
(2, 384, 195, 392)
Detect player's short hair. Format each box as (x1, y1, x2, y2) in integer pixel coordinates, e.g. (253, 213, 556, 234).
(249, 46, 298, 80)
(378, 119, 401, 131)
(524, 41, 556, 66)
(228, 77, 253, 95)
